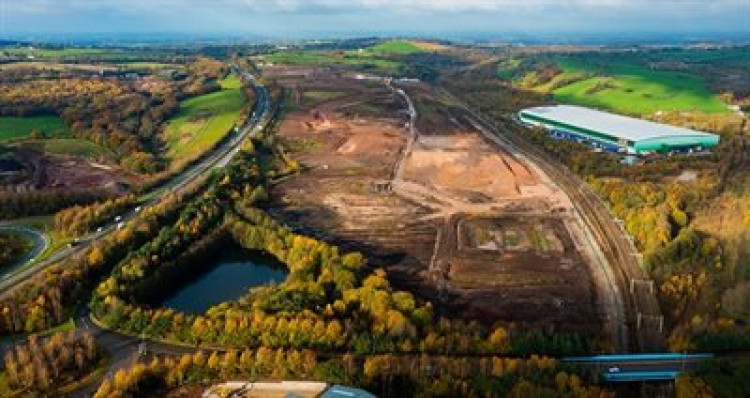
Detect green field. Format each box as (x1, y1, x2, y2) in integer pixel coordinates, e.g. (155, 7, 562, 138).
(366, 40, 425, 55)
(262, 51, 402, 72)
(508, 56, 729, 116)
(18, 138, 112, 158)
(116, 62, 181, 70)
(0, 116, 71, 142)
(1, 46, 179, 62)
(553, 60, 728, 115)
(164, 74, 245, 168)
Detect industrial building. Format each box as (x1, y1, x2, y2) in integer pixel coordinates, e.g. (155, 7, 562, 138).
(518, 105, 720, 155)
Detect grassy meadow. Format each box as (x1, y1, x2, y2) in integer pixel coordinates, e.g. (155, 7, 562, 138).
(18, 138, 112, 158)
(366, 40, 425, 55)
(0, 116, 71, 142)
(503, 55, 730, 116)
(163, 74, 245, 168)
(1, 45, 180, 62)
(260, 40, 448, 73)
(262, 50, 402, 72)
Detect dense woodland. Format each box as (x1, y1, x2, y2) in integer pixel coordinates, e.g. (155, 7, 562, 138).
(0, 232, 31, 268)
(92, 350, 610, 397)
(0, 188, 111, 220)
(2, 331, 101, 393)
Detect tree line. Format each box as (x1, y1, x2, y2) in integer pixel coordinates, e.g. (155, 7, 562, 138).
(0, 188, 111, 220)
(54, 194, 138, 236)
(3, 330, 101, 393)
(0, 175, 210, 335)
(92, 349, 610, 397)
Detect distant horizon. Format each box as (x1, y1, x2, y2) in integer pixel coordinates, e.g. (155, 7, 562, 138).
(2, 0, 748, 44)
(3, 29, 750, 46)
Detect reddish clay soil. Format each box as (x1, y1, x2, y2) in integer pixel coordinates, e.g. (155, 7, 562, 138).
(266, 70, 604, 337)
(403, 134, 548, 201)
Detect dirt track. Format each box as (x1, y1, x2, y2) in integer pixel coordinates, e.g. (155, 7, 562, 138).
(268, 70, 607, 338)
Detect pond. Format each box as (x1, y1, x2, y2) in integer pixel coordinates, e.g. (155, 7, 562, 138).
(161, 248, 287, 314)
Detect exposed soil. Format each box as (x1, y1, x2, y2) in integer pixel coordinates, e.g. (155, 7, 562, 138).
(267, 69, 605, 337)
(403, 134, 550, 202)
(0, 147, 138, 194)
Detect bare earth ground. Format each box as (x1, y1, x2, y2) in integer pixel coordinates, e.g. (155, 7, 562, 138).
(267, 68, 605, 337)
(0, 148, 138, 193)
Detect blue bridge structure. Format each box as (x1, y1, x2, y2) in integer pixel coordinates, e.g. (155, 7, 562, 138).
(562, 353, 715, 383)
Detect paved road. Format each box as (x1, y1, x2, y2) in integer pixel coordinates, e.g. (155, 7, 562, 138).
(65, 67, 271, 396)
(0, 65, 271, 396)
(564, 353, 715, 382)
(0, 68, 270, 302)
(0, 224, 49, 277)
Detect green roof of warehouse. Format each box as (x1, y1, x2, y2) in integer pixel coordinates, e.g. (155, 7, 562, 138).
(520, 105, 719, 143)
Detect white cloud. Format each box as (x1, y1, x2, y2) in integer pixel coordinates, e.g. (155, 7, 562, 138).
(5, 0, 749, 14)
(2, 0, 747, 33)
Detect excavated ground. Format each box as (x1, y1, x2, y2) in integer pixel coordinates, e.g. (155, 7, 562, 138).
(267, 70, 603, 336)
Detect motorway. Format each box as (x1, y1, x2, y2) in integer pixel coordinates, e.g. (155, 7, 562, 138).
(0, 67, 270, 301)
(0, 65, 273, 396)
(439, 88, 664, 352)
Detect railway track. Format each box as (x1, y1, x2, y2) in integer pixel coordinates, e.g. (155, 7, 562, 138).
(444, 90, 664, 352)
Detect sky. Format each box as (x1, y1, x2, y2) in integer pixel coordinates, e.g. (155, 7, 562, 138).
(2, 0, 749, 39)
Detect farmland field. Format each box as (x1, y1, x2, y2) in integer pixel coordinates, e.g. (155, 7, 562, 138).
(0, 116, 71, 142)
(262, 51, 402, 72)
(552, 60, 728, 115)
(163, 74, 245, 168)
(18, 138, 112, 158)
(366, 40, 425, 54)
(0, 62, 116, 72)
(1, 46, 179, 61)
(505, 56, 730, 116)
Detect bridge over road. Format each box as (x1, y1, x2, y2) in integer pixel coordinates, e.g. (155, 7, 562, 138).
(563, 353, 715, 382)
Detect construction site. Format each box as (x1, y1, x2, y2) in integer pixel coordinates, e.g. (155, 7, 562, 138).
(266, 66, 615, 338)
(0, 146, 138, 193)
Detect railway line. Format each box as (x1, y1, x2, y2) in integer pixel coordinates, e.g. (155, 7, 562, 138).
(443, 89, 664, 352)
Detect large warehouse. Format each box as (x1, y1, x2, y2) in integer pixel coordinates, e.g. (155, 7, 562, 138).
(518, 105, 720, 155)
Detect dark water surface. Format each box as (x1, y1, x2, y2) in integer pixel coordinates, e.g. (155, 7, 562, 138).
(161, 248, 286, 314)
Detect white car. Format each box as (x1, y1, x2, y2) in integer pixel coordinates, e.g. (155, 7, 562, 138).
(135, 206, 142, 213)
(608, 366, 620, 373)
(96, 227, 103, 233)
(114, 216, 122, 222)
